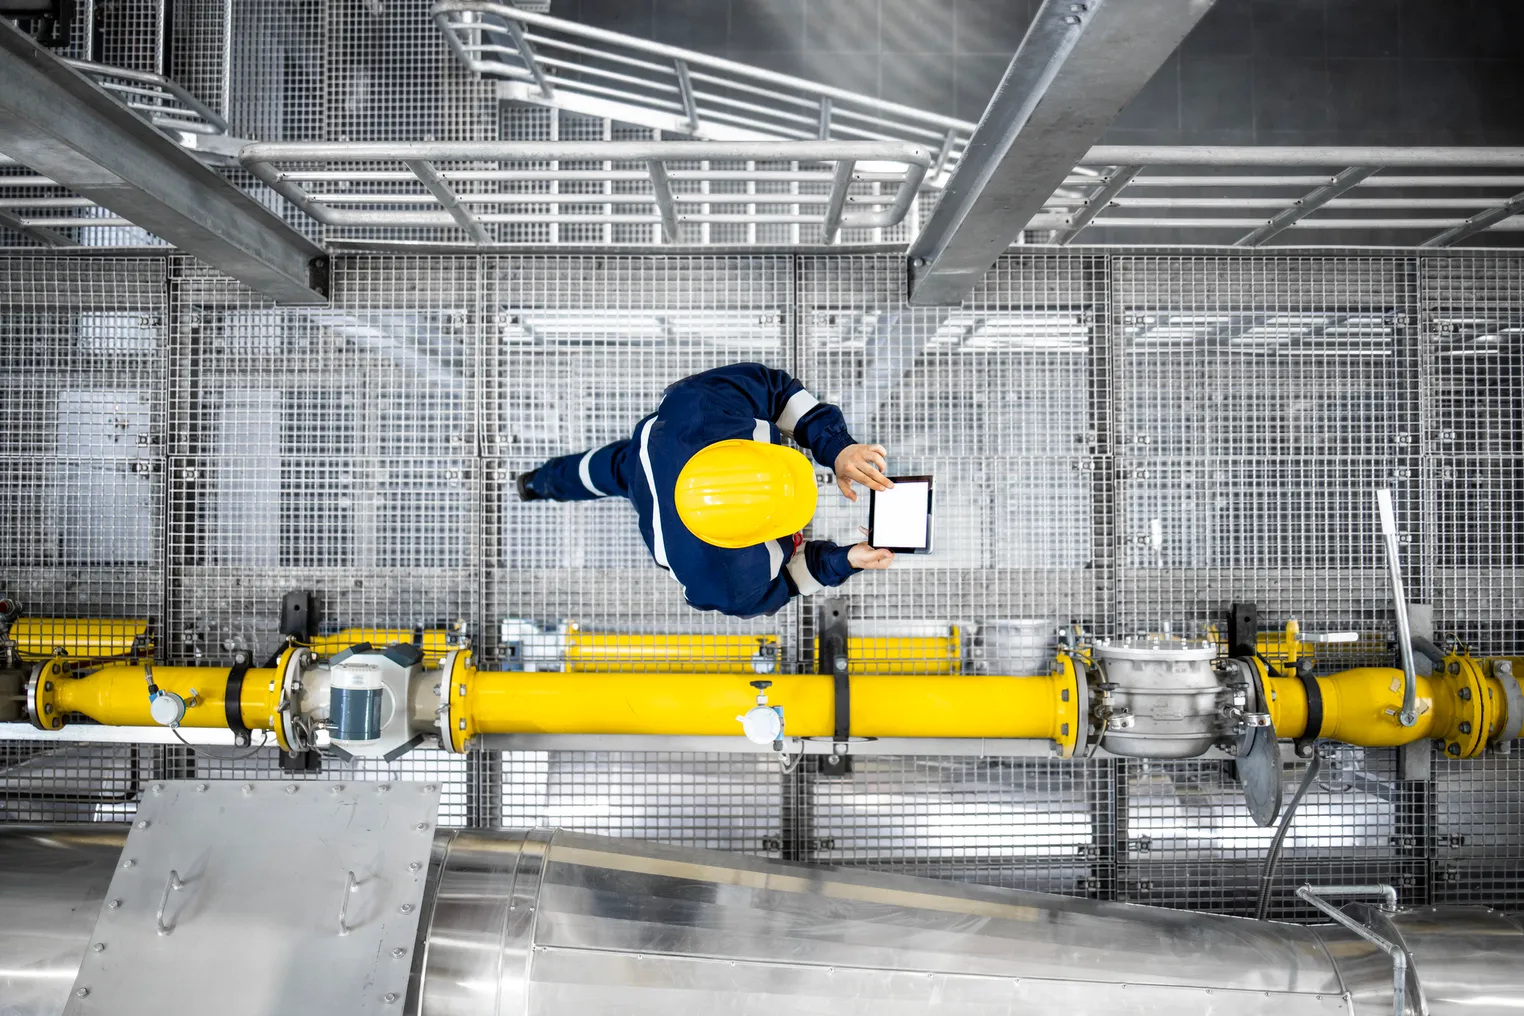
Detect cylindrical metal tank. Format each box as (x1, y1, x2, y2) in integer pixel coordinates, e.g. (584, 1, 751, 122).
(6, 826, 1524, 1016)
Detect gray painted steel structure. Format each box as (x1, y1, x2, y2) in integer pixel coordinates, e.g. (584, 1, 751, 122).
(0, 18, 325, 303)
(907, 0, 1218, 304)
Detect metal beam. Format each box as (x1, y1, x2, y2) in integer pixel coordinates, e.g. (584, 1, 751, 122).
(0, 18, 328, 304)
(0, 205, 72, 246)
(1421, 190, 1524, 247)
(907, 0, 1217, 305)
(1054, 165, 1139, 245)
(1234, 166, 1378, 247)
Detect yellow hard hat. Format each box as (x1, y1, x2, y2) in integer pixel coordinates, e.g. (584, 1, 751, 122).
(674, 439, 819, 549)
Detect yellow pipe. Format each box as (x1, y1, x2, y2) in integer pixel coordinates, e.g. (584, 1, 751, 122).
(565, 631, 780, 674)
(1263, 653, 1504, 757)
(446, 651, 1081, 755)
(9, 618, 151, 660)
(30, 657, 287, 746)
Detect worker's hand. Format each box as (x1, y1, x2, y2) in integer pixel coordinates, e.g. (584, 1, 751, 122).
(848, 542, 895, 570)
(834, 443, 892, 502)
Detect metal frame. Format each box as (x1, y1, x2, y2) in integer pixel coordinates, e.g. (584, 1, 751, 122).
(0, 18, 326, 302)
(907, 0, 1220, 305)
(239, 140, 931, 245)
(1034, 147, 1524, 247)
(431, 1, 973, 186)
(1295, 884, 1410, 1016)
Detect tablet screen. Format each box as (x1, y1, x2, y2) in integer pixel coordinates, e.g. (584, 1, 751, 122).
(869, 477, 932, 552)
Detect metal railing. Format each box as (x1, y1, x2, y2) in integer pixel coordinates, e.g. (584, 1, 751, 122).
(62, 58, 231, 141)
(431, 1, 973, 187)
(1295, 885, 1414, 1016)
(240, 140, 932, 246)
(1034, 147, 1524, 247)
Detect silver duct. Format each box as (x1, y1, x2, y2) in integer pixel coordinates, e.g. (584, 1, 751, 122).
(4, 826, 1523, 1016)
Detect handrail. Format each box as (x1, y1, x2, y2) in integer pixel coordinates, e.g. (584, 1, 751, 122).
(1297, 884, 1416, 1016)
(239, 139, 932, 245)
(431, 1, 973, 184)
(61, 58, 231, 137)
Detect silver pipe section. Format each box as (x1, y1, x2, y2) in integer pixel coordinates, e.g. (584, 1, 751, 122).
(7, 826, 1524, 1016)
(1298, 885, 1408, 1016)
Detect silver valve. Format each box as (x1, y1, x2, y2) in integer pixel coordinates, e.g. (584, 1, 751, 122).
(737, 679, 784, 749)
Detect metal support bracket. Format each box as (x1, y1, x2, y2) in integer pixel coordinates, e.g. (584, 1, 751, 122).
(817, 599, 852, 776)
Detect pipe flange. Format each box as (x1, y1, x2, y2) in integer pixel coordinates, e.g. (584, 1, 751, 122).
(24, 660, 51, 730)
(276, 646, 310, 753)
(436, 648, 459, 754)
(1445, 656, 1488, 759)
(1493, 661, 1524, 746)
(1071, 654, 1095, 758)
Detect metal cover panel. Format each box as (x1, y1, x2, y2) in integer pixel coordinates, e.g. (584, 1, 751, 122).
(65, 779, 440, 1015)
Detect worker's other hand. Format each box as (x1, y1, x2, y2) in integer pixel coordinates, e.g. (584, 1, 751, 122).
(848, 542, 895, 570)
(834, 443, 892, 502)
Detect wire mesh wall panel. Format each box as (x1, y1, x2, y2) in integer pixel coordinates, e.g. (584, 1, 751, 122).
(5, 250, 1524, 919)
(0, 257, 166, 625)
(1112, 255, 1420, 651)
(484, 255, 801, 669)
(799, 254, 1110, 669)
(164, 255, 480, 663)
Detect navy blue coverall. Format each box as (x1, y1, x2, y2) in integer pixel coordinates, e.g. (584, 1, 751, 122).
(523, 363, 862, 618)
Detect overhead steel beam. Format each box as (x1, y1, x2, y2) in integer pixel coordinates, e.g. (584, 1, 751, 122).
(0, 18, 328, 304)
(906, 0, 1217, 305)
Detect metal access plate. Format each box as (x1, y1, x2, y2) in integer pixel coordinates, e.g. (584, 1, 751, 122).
(66, 779, 441, 1016)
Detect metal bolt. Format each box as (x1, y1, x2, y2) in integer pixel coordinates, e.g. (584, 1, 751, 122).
(242, 783, 255, 795)
(416, 823, 430, 832)
(400, 903, 415, 914)
(331, 784, 345, 793)
(1450, 662, 1462, 675)
(135, 820, 149, 829)
(107, 899, 120, 910)
(1458, 686, 1473, 701)
(122, 859, 135, 869)
(76, 988, 90, 999)
(1448, 742, 1462, 756)
(424, 784, 437, 793)
(409, 862, 422, 872)
(285, 784, 299, 794)
(1460, 721, 1473, 734)
(92, 942, 106, 953)
(459, 719, 467, 730)
(195, 783, 208, 793)
(392, 947, 407, 958)
(151, 784, 163, 794)
(377, 783, 391, 793)
(1063, 13, 1081, 23)
(828, 754, 840, 765)
(43, 704, 52, 715)
(384, 993, 399, 1004)
(43, 680, 53, 692)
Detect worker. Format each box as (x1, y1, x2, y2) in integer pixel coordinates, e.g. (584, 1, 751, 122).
(516, 362, 896, 617)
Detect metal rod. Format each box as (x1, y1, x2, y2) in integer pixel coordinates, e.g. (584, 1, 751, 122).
(1295, 885, 1407, 1016)
(0, 206, 73, 245)
(820, 159, 855, 243)
(337, 870, 357, 936)
(1030, 216, 1524, 230)
(241, 140, 930, 164)
(673, 58, 700, 133)
(1422, 190, 1524, 247)
(1056, 166, 1140, 245)
(818, 95, 832, 141)
(504, 17, 554, 99)
(1235, 166, 1379, 247)
(404, 159, 492, 243)
(647, 159, 679, 242)
(1086, 145, 1524, 167)
(1377, 489, 1419, 728)
(156, 869, 185, 936)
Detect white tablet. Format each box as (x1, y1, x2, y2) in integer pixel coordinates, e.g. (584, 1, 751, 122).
(867, 476, 933, 554)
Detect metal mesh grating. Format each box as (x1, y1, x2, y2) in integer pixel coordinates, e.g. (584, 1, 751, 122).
(4, 250, 1524, 919)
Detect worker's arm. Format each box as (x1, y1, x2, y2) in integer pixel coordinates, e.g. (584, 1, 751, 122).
(675, 362, 856, 467)
(685, 539, 893, 618)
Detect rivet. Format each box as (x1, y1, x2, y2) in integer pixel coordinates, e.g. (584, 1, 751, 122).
(285, 784, 299, 794)
(331, 784, 346, 793)
(1063, 14, 1081, 23)
(151, 783, 163, 794)
(400, 903, 414, 914)
(409, 862, 422, 872)
(384, 993, 399, 1004)
(424, 784, 437, 792)
(135, 820, 149, 829)
(107, 899, 121, 910)
(392, 947, 407, 958)
(242, 783, 254, 795)
(416, 823, 430, 832)
(92, 942, 106, 953)
(122, 859, 135, 869)
(195, 783, 208, 792)
(76, 988, 90, 999)
(377, 784, 391, 793)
